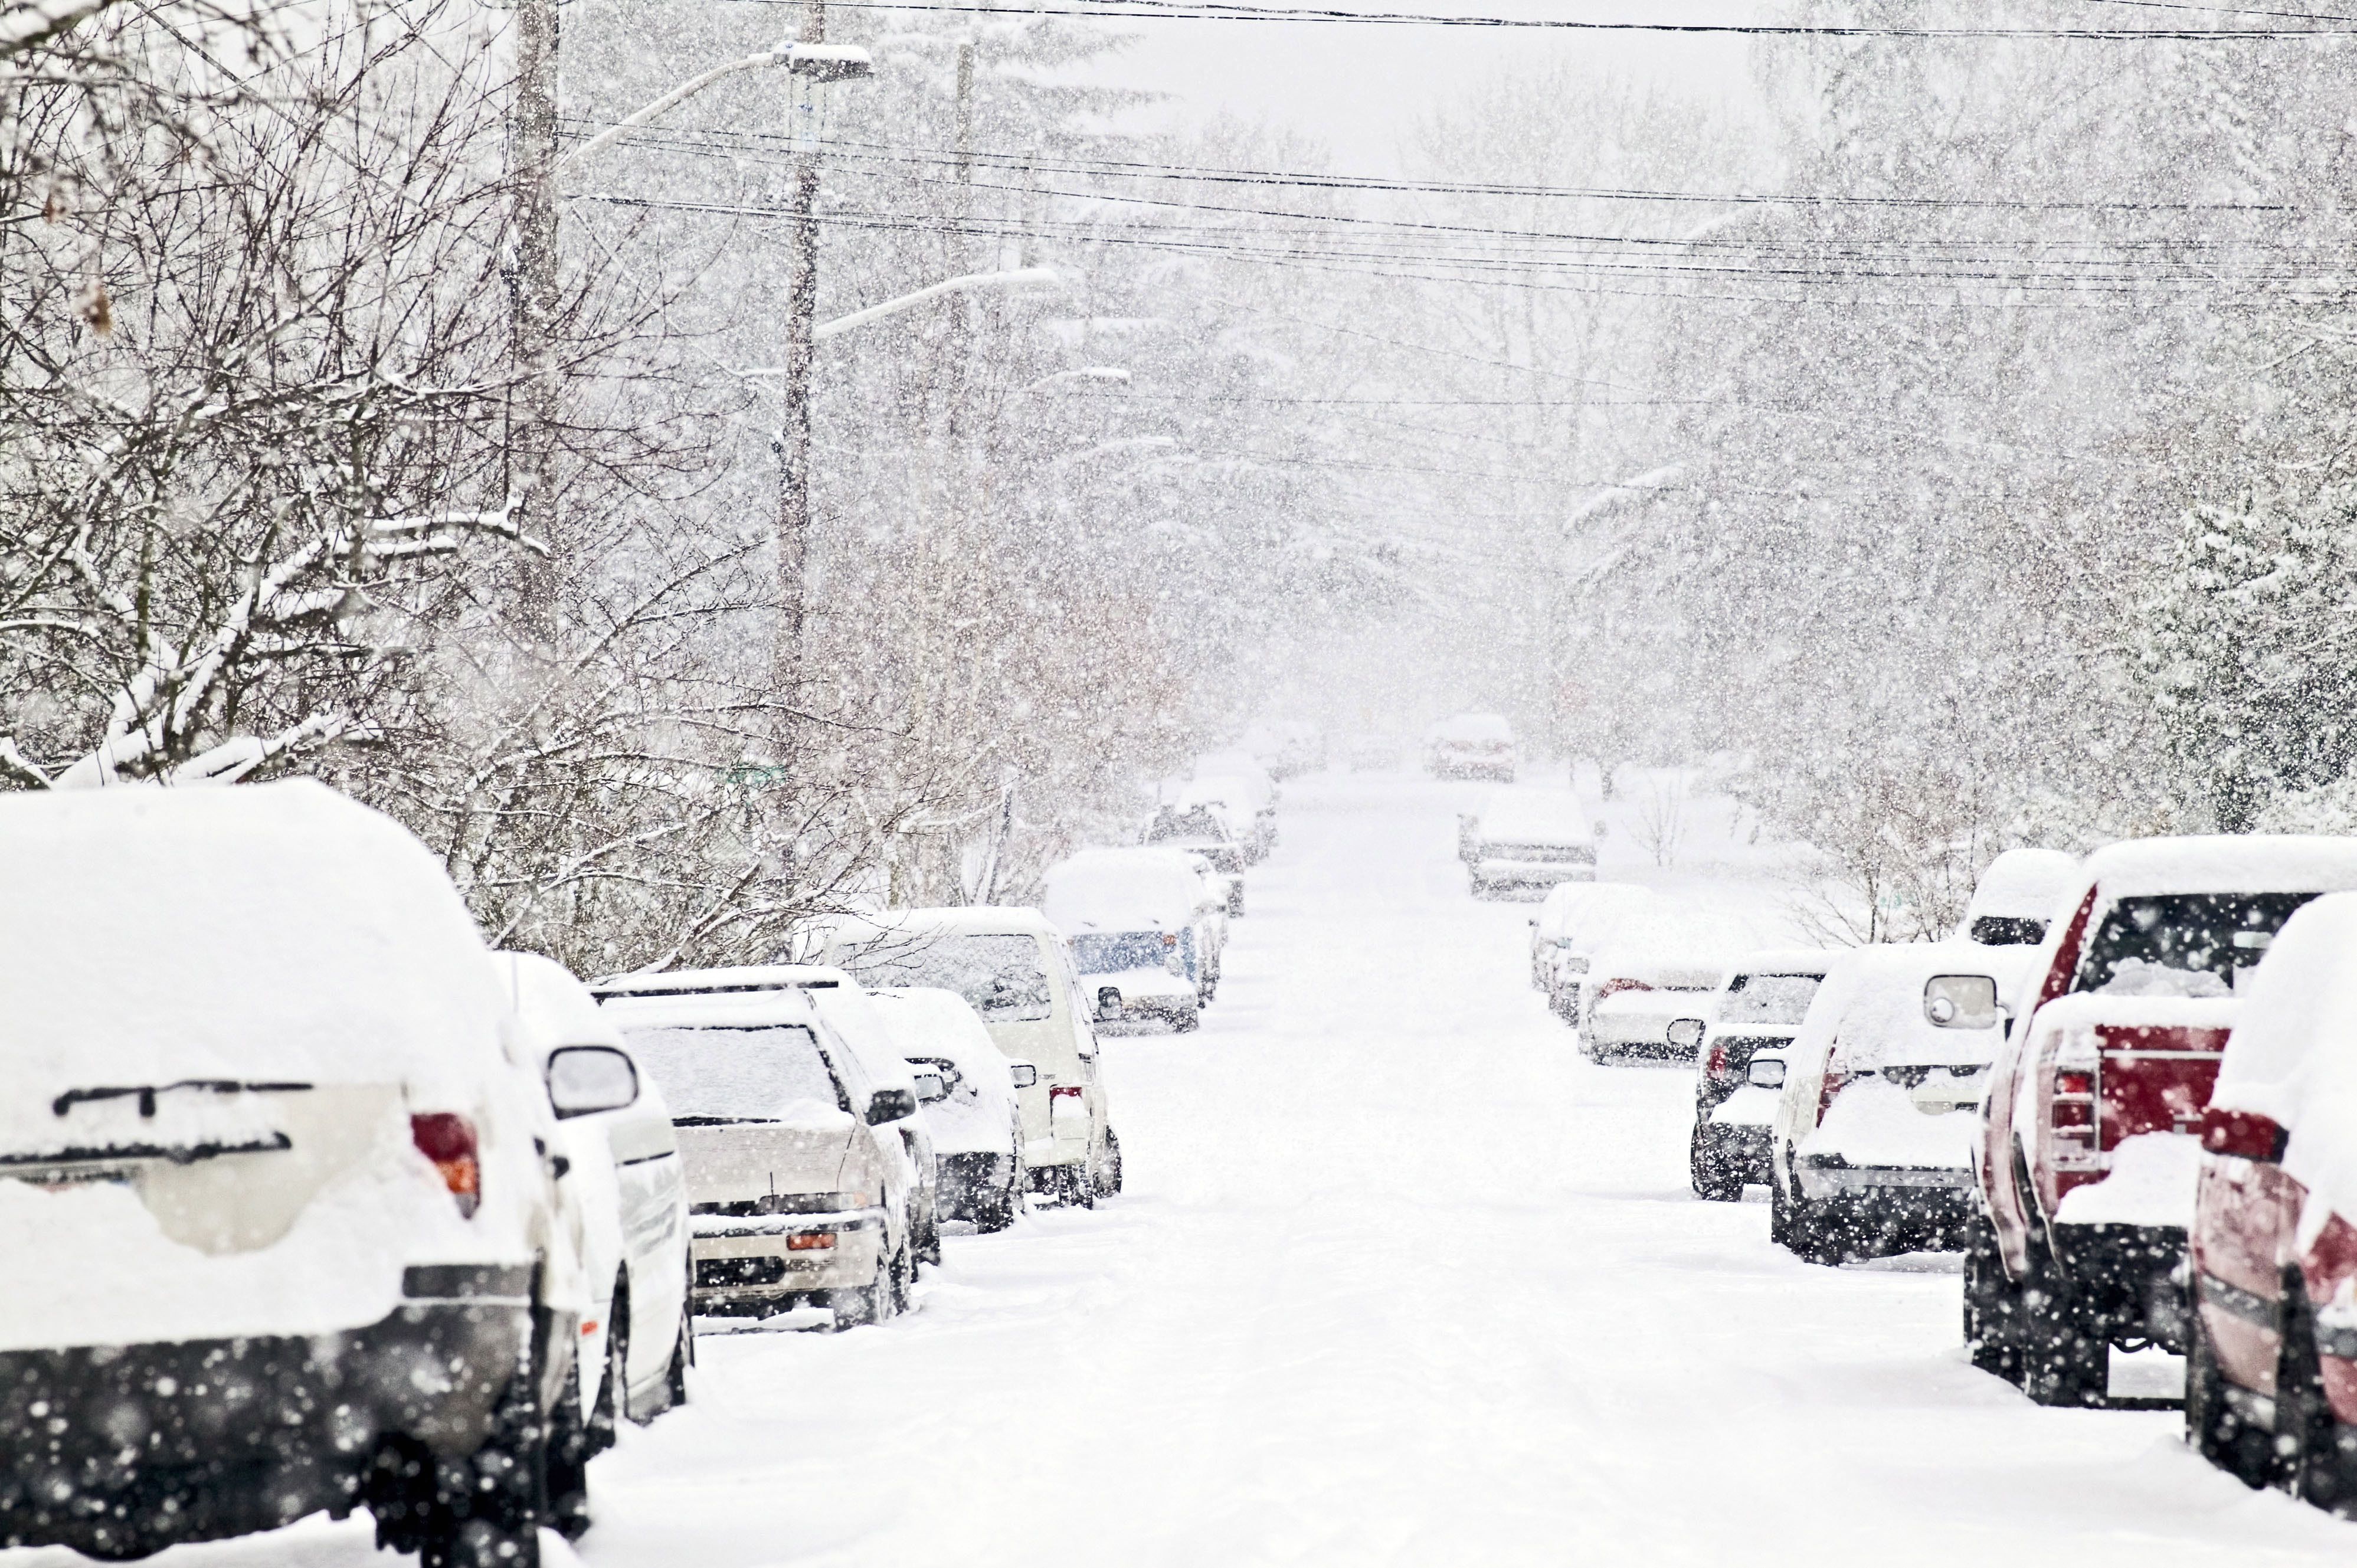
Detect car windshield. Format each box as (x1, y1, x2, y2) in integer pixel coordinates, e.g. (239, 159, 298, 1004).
(1069, 931, 1171, 976)
(1146, 809, 1227, 844)
(1969, 915, 2047, 947)
(834, 933, 1054, 1023)
(1717, 973, 1821, 1027)
(2074, 892, 2317, 997)
(620, 1024, 843, 1123)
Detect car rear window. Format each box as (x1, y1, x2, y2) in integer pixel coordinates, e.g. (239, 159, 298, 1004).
(2074, 892, 2317, 997)
(623, 1024, 846, 1122)
(1719, 973, 1821, 1027)
(1069, 931, 1173, 976)
(834, 933, 1054, 1023)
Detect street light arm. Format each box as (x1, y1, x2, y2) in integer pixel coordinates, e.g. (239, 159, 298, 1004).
(558, 49, 780, 171)
(810, 268, 1060, 342)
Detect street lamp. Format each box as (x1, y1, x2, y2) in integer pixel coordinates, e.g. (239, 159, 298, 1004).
(558, 41, 873, 171)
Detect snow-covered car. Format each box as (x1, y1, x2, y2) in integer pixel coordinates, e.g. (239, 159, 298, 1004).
(1960, 847, 2081, 947)
(1178, 850, 1235, 981)
(495, 952, 692, 1442)
(1344, 732, 1401, 772)
(0, 783, 588, 1565)
(1144, 800, 1250, 885)
(1578, 945, 1731, 1062)
(1243, 719, 1324, 780)
(1684, 950, 1832, 1201)
(1465, 791, 1596, 898)
(1045, 847, 1217, 1029)
(2184, 892, 2357, 1506)
(1766, 945, 2029, 1263)
(869, 986, 1032, 1231)
(1968, 836, 2357, 1406)
(1185, 755, 1279, 860)
(593, 973, 921, 1329)
(1543, 884, 1666, 1023)
(1425, 711, 1517, 781)
(817, 906, 1120, 1209)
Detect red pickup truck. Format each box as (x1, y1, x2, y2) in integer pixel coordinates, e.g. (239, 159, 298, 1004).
(1965, 837, 2357, 1406)
(2187, 891, 2357, 1514)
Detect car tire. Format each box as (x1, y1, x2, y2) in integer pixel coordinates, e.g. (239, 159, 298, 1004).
(2282, 1282, 2357, 1512)
(660, 1296, 691, 1416)
(2019, 1230, 2107, 1408)
(1102, 1127, 1124, 1196)
(889, 1242, 914, 1317)
(1690, 1125, 1741, 1203)
(1962, 1213, 2024, 1384)
(1229, 887, 1246, 918)
(833, 1247, 896, 1330)
(587, 1276, 627, 1455)
(1175, 1009, 1201, 1034)
(544, 1351, 593, 1545)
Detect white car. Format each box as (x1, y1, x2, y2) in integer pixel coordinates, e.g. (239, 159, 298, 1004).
(1959, 846, 2081, 947)
(1763, 944, 2035, 1263)
(496, 952, 692, 1441)
(1045, 847, 1217, 1029)
(1578, 944, 1731, 1061)
(869, 986, 1034, 1230)
(1181, 764, 1278, 862)
(1466, 791, 1597, 898)
(1425, 712, 1517, 781)
(1540, 884, 1665, 1022)
(0, 783, 586, 1565)
(593, 973, 922, 1328)
(816, 906, 1121, 1208)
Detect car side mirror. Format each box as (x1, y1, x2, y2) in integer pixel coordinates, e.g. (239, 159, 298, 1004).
(866, 1087, 917, 1125)
(1666, 1018, 1707, 1052)
(545, 1045, 639, 1119)
(1747, 1057, 1788, 1091)
(1098, 988, 1124, 1023)
(1924, 974, 2001, 1029)
(1009, 1062, 1039, 1089)
(912, 1071, 948, 1105)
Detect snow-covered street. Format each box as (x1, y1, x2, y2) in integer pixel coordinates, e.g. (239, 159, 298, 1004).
(19, 770, 2356, 1568)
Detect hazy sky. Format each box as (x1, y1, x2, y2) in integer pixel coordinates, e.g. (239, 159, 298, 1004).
(1065, 1, 1769, 175)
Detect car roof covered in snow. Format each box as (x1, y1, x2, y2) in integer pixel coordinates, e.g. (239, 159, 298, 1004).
(812, 905, 1062, 950)
(594, 964, 915, 1093)
(2087, 836, 2357, 899)
(1726, 947, 1837, 980)
(1477, 791, 1593, 844)
(866, 987, 1007, 1077)
(495, 951, 626, 1059)
(1042, 847, 1203, 931)
(1965, 848, 2081, 922)
(1429, 712, 1513, 744)
(2212, 891, 2357, 1129)
(0, 781, 510, 1116)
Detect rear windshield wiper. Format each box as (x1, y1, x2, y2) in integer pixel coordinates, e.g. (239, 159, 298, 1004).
(53, 1080, 313, 1118)
(670, 1114, 781, 1127)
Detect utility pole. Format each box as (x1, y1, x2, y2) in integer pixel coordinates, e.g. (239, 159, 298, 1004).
(774, 0, 827, 699)
(509, 0, 561, 636)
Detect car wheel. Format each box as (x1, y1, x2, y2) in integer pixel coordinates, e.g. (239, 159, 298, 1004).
(2282, 1282, 2357, 1512)
(588, 1276, 627, 1455)
(833, 1247, 896, 1330)
(889, 1242, 915, 1317)
(1962, 1213, 2024, 1384)
(660, 1297, 691, 1416)
(1689, 1125, 1741, 1202)
(2019, 1230, 2107, 1408)
(1102, 1127, 1124, 1197)
(545, 1349, 593, 1544)
(1175, 1009, 1201, 1034)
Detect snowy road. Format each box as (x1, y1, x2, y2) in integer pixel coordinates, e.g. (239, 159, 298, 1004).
(19, 771, 2357, 1566)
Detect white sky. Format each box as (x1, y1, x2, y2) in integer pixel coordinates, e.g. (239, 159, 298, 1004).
(1065, 1, 1771, 176)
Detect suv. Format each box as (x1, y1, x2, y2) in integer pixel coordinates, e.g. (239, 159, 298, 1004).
(1425, 712, 1517, 781)
(1683, 951, 1831, 1200)
(592, 976, 921, 1330)
(819, 907, 1121, 1209)
(0, 783, 585, 1566)
(1966, 836, 2357, 1405)
(1044, 849, 1217, 1030)
(1465, 793, 1597, 899)
(2186, 891, 2357, 1510)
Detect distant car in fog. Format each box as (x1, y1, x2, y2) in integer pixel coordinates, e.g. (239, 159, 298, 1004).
(1577, 944, 1730, 1062)
(1680, 951, 1832, 1201)
(1043, 848, 1216, 1032)
(1465, 791, 1596, 898)
(1185, 753, 1279, 860)
(1345, 732, 1403, 771)
(1959, 846, 2080, 947)
(1425, 712, 1517, 781)
(1243, 720, 1325, 779)
(1541, 884, 1668, 1023)
(1144, 800, 1250, 892)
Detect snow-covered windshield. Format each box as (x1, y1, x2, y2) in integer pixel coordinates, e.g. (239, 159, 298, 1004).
(1717, 973, 1821, 1027)
(2077, 892, 2317, 997)
(1070, 931, 1176, 976)
(833, 934, 1054, 1023)
(622, 1024, 843, 1123)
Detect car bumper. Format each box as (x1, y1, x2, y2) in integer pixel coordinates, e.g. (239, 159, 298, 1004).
(1796, 1160, 1976, 1244)
(2053, 1221, 2189, 1352)
(1474, 862, 1595, 889)
(689, 1210, 888, 1309)
(0, 1267, 535, 1559)
(1695, 1122, 1771, 1181)
(938, 1152, 1014, 1215)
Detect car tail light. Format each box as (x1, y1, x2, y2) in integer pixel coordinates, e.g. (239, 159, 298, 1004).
(785, 1233, 836, 1253)
(2052, 1067, 2097, 1147)
(2302, 1212, 2357, 1310)
(410, 1113, 480, 1218)
(1595, 978, 1654, 1005)
(1050, 1085, 1083, 1104)
(1705, 1043, 1730, 1083)
(2201, 1107, 2287, 1163)
(1817, 1069, 1848, 1124)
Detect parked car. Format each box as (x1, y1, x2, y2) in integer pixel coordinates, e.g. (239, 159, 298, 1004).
(867, 986, 1035, 1232)
(1543, 884, 1666, 1023)
(1144, 803, 1249, 914)
(2184, 891, 2357, 1507)
(1185, 755, 1279, 860)
(1465, 791, 1597, 898)
(1044, 847, 1217, 1029)
(496, 952, 693, 1450)
(1961, 847, 2081, 947)
(1243, 719, 1325, 780)
(0, 783, 587, 1566)
(1425, 712, 1517, 781)
(1966, 836, 2357, 1406)
(1345, 731, 1402, 772)
(1765, 944, 2030, 1263)
(1578, 944, 1732, 1062)
(591, 972, 921, 1329)
(1682, 950, 1833, 1201)
(817, 906, 1120, 1208)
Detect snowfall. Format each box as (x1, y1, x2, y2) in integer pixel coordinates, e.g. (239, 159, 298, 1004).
(12, 771, 2357, 1567)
